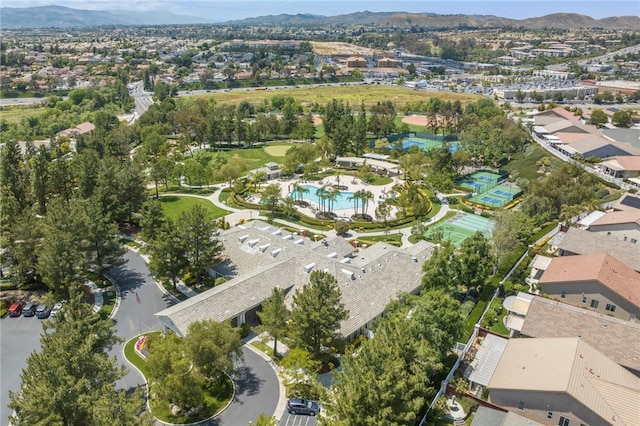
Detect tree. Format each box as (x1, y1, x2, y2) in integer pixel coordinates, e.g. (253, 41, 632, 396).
(257, 287, 289, 357)
(9, 296, 146, 426)
(177, 204, 224, 286)
(146, 332, 205, 410)
(280, 348, 322, 399)
(375, 199, 392, 230)
(184, 319, 243, 378)
(289, 270, 348, 359)
(334, 220, 350, 236)
(254, 413, 278, 426)
(326, 290, 462, 425)
(148, 219, 188, 291)
(589, 108, 608, 127)
(261, 183, 282, 221)
(139, 199, 166, 242)
(37, 199, 84, 298)
(80, 199, 126, 275)
(456, 232, 495, 290)
(421, 242, 457, 292)
(612, 110, 632, 127)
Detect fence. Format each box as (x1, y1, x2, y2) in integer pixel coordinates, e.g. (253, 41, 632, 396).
(418, 222, 561, 425)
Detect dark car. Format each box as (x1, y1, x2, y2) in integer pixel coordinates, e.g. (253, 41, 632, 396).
(8, 302, 25, 317)
(35, 304, 52, 319)
(287, 398, 320, 416)
(22, 302, 38, 317)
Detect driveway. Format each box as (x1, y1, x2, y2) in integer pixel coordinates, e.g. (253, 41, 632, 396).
(0, 315, 43, 426)
(109, 250, 281, 424)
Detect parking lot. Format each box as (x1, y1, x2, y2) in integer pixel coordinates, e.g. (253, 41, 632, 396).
(279, 412, 319, 426)
(0, 313, 46, 426)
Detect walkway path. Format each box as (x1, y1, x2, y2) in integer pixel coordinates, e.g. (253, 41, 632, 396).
(161, 185, 455, 249)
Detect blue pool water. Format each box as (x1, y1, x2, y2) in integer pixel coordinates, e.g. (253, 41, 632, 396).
(291, 185, 357, 210)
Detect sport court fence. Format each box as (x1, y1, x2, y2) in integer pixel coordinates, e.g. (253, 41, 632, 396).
(369, 131, 459, 148)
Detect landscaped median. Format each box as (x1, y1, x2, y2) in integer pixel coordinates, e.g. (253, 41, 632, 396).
(124, 331, 234, 425)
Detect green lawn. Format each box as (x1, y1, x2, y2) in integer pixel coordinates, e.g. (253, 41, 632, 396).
(159, 196, 229, 221)
(98, 291, 116, 320)
(123, 332, 233, 424)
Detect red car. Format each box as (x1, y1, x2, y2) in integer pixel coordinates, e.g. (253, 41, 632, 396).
(8, 302, 25, 317)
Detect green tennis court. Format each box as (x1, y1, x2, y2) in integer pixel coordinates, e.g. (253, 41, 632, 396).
(424, 212, 494, 246)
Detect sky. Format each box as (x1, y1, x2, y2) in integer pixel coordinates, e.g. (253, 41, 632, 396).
(2, 0, 639, 22)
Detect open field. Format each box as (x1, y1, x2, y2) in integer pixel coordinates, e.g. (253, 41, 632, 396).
(188, 85, 483, 109)
(0, 106, 43, 124)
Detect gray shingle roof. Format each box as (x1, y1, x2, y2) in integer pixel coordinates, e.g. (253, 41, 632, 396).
(156, 220, 435, 339)
(557, 227, 640, 272)
(520, 296, 640, 375)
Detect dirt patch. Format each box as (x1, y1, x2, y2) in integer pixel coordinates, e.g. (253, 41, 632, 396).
(402, 114, 429, 126)
(312, 115, 323, 126)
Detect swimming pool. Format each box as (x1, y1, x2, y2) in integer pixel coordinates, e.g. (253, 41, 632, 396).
(291, 185, 358, 211)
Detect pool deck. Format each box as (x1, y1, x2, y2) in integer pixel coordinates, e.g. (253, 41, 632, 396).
(247, 175, 403, 221)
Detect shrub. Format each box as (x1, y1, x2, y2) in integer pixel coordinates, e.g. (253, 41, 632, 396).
(239, 322, 251, 338)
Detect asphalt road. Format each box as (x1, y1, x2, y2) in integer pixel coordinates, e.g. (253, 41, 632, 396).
(108, 249, 281, 424)
(0, 314, 44, 425)
(108, 250, 177, 392)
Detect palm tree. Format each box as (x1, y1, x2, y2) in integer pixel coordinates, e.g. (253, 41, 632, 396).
(292, 182, 309, 204)
(315, 186, 329, 214)
(326, 188, 340, 214)
(347, 193, 360, 217)
(360, 190, 374, 217)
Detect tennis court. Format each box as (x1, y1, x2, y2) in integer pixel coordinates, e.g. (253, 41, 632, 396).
(467, 184, 522, 208)
(401, 137, 459, 153)
(424, 212, 494, 246)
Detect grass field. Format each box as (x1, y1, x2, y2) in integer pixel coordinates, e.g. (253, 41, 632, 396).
(159, 196, 229, 221)
(186, 85, 482, 109)
(502, 144, 561, 181)
(0, 106, 43, 124)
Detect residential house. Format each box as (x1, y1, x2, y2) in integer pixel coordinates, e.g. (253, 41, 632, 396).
(588, 210, 640, 243)
(555, 227, 640, 272)
(612, 193, 640, 212)
(538, 253, 640, 320)
(600, 156, 640, 179)
(487, 337, 640, 426)
(508, 296, 640, 376)
(472, 406, 543, 426)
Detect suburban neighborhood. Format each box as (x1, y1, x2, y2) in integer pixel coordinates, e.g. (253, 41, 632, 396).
(1, 3, 640, 426)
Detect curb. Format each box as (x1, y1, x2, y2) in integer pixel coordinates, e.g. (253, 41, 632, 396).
(244, 336, 289, 420)
(122, 333, 237, 426)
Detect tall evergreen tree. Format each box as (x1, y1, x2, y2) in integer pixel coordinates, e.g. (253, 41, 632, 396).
(257, 287, 289, 357)
(9, 296, 147, 426)
(289, 270, 348, 360)
(148, 218, 188, 291)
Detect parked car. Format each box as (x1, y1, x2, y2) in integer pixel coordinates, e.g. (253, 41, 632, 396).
(287, 398, 320, 416)
(50, 301, 65, 318)
(35, 304, 52, 319)
(8, 302, 25, 317)
(22, 302, 38, 317)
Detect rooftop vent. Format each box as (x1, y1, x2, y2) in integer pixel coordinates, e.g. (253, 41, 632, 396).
(340, 257, 351, 264)
(304, 263, 316, 273)
(271, 248, 282, 258)
(272, 229, 282, 236)
(283, 234, 294, 240)
(258, 243, 270, 252)
(294, 239, 304, 245)
(342, 269, 355, 280)
(259, 226, 271, 232)
(247, 239, 259, 247)
(238, 234, 249, 243)
(327, 252, 338, 258)
(412, 256, 418, 262)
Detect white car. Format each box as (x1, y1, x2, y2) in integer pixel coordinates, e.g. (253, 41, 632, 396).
(50, 301, 66, 318)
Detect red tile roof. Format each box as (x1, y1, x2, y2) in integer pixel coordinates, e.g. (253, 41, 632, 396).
(540, 253, 640, 308)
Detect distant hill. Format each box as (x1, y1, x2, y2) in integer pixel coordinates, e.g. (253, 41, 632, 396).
(0, 5, 211, 29)
(229, 11, 640, 30)
(1, 6, 639, 30)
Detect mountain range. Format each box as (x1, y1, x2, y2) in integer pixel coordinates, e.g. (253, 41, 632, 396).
(1, 5, 639, 30)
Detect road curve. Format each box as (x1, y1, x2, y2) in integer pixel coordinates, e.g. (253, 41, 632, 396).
(108, 249, 280, 424)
